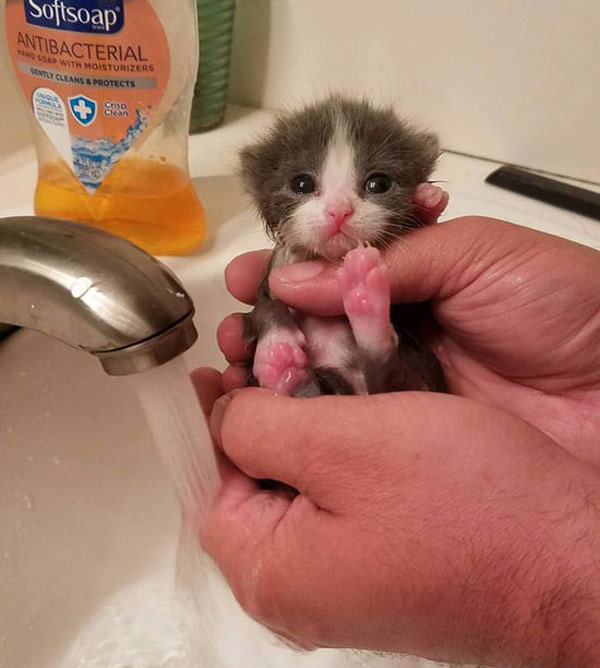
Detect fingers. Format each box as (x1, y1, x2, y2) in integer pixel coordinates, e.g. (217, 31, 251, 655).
(225, 249, 271, 305)
(222, 364, 248, 392)
(269, 260, 342, 316)
(268, 216, 542, 314)
(217, 313, 252, 391)
(217, 313, 252, 363)
(413, 183, 449, 224)
(190, 367, 223, 418)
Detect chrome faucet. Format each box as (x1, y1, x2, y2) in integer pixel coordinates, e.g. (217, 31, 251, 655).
(0, 216, 197, 375)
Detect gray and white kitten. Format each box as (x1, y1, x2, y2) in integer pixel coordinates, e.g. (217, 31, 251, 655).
(239, 96, 447, 396)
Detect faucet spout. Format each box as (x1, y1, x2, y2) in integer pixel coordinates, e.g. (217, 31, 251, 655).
(0, 216, 198, 375)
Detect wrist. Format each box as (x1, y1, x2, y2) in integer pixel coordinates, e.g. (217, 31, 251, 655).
(534, 517, 600, 668)
(495, 472, 600, 668)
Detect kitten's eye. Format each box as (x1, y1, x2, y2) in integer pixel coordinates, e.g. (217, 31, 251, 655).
(364, 173, 392, 194)
(290, 174, 316, 194)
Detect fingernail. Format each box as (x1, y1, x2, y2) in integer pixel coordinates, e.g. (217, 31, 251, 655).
(271, 261, 326, 283)
(426, 191, 442, 207)
(210, 391, 241, 445)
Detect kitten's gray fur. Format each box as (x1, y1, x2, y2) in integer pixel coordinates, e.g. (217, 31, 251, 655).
(239, 96, 446, 395)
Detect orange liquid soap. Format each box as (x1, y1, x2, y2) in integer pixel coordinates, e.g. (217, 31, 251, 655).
(35, 159, 206, 256)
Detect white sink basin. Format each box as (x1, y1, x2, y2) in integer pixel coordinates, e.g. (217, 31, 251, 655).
(0, 109, 598, 667)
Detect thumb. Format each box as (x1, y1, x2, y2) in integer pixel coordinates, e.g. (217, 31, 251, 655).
(268, 217, 541, 315)
(209, 388, 374, 497)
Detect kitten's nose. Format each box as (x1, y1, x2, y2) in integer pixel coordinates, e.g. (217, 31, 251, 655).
(325, 204, 354, 231)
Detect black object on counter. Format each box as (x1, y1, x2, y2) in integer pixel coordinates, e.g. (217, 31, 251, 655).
(486, 166, 600, 221)
(0, 324, 18, 341)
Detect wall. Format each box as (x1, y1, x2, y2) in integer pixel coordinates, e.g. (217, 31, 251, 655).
(229, 0, 600, 183)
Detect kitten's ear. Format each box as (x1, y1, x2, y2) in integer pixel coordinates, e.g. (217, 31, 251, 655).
(239, 143, 263, 191)
(239, 136, 282, 198)
(414, 131, 441, 181)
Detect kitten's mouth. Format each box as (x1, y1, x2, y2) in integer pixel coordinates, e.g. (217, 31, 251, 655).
(317, 232, 357, 261)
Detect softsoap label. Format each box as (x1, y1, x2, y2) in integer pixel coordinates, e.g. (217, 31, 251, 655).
(6, 0, 169, 192)
(24, 0, 124, 35)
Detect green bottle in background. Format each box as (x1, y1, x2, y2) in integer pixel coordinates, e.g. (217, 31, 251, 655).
(191, 0, 237, 133)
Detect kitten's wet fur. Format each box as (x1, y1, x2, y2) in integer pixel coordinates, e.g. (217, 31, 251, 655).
(239, 96, 446, 396)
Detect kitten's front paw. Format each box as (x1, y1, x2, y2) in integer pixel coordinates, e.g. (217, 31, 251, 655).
(253, 338, 311, 395)
(338, 247, 395, 356)
(413, 183, 449, 224)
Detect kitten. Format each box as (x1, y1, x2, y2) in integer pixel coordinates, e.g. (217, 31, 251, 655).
(239, 96, 448, 396)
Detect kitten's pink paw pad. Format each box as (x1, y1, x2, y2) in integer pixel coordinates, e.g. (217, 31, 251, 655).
(413, 183, 449, 223)
(253, 342, 310, 395)
(338, 247, 389, 320)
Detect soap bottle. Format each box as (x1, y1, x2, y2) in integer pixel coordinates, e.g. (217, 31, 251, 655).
(4, 0, 206, 256)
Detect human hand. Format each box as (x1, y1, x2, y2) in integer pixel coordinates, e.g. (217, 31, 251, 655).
(219, 217, 600, 466)
(203, 389, 600, 667)
(190, 367, 223, 418)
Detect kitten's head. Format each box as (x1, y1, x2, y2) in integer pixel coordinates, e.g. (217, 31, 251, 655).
(240, 96, 439, 262)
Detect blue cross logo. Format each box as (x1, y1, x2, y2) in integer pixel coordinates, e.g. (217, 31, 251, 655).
(68, 95, 97, 126)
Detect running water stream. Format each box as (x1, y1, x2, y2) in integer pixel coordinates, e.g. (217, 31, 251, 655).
(132, 357, 219, 523)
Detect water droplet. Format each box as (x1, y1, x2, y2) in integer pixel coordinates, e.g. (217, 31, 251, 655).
(29, 303, 35, 310)
(71, 277, 93, 299)
(23, 494, 34, 510)
(175, 292, 186, 299)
